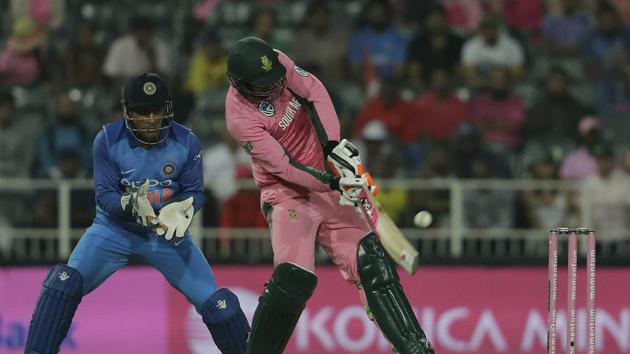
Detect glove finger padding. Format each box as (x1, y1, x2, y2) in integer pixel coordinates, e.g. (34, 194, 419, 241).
(121, 179, 160, 228)
(339, 193, 358, 206)
(135, 192, 157, 226)
(338, 176, 367, 205)
(178, 205, 194, 237)
(137, 179, 149, 195)
(156, 197, 194, 240)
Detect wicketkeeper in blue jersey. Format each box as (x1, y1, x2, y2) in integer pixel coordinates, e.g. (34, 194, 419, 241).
(24, 73, 250, 354)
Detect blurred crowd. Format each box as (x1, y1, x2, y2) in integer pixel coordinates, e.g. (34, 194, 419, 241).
(3, 0, 630, 239)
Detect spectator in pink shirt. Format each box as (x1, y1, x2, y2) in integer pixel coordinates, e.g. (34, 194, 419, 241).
(0, 16, 46, 86)
(560, 116, 603, 180)
(469, 67, 525, 150)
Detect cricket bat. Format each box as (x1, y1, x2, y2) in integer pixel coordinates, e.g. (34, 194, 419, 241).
(357, 187, 420, 275)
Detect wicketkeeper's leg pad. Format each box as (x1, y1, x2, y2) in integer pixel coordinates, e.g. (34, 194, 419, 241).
(246, 262, 317, 354)
(202, 288, 250, 354)
(357, 233, 434, 354)
(25, 264, 83, 354)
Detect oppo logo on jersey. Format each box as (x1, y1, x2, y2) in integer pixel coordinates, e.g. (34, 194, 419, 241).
(120, 178, 173, 188)
(279, 97, 301, 130)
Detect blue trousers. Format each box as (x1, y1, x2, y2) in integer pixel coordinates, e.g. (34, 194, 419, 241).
(68, 222, 216, 313)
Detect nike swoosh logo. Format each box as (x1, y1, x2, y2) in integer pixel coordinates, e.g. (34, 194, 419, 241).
(121, 168, 136, 175)
(174, 239, 184, 246)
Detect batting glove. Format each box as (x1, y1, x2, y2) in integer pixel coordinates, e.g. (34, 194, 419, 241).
(121, 179, 162, 229)
(156, 197, 194, 240)
(330, 176, 368, 206)
(326, 139, 363, 178)
(326, 139, 378, 198)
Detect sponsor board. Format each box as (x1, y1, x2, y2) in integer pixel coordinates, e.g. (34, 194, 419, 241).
(2, 267, 630, 353)
(1, 268, 168, 354)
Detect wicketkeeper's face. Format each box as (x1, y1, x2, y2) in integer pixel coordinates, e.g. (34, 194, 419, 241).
(128, 106, 166, 143)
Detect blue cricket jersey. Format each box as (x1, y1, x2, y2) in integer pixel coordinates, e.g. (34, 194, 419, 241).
(92, 118, 205, 234)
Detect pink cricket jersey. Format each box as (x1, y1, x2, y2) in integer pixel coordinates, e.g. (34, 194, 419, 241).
(225, 50, 340, 202)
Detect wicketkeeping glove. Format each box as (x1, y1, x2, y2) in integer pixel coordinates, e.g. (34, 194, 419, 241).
(121, 179, 163, 229)
(156, 197, 194, 240)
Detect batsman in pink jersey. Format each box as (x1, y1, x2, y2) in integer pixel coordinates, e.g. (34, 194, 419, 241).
(225, 37, 434, 354)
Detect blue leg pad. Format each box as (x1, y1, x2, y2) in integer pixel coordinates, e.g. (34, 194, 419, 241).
(201, 288, 250, 354)
(25, 264, 83, 354)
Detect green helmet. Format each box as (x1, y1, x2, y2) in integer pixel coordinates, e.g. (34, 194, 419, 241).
(227, 37, 287, 103)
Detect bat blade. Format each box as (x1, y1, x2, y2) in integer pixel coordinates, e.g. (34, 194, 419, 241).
(357, 188, 420, 275)
(374, 208, 419, 275)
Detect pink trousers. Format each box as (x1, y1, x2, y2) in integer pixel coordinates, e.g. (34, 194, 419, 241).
(262, 189, 370, 283)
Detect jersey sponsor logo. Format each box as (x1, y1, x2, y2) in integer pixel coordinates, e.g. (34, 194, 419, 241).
(148, 187, 173, 206)
(120, 179, 174, 206)
(258, 100, 275, 117)
(174, 238, 184, 246)
(121, 178, 172, 188)
(279, 97, 301, 130)
(162, 162, 176, 176)
(193, 150, 202, 160)
(58, 272, 70, 281)
(294, 65, 308, 77)
(121, 168, 136, 175)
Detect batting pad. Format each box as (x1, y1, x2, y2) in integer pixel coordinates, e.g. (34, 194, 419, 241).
(202, 288, 250, 354)
(246, 262, 317, 354)
(357, 233, 434, 354)
(25, 264, 83, 354)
